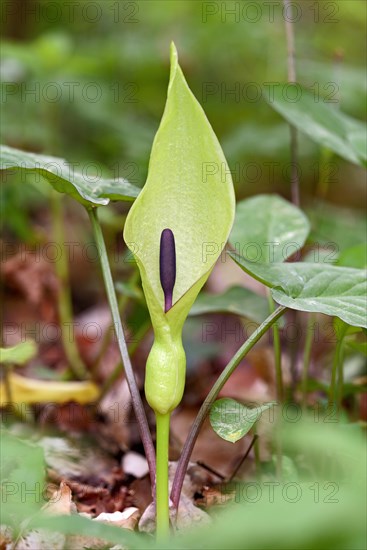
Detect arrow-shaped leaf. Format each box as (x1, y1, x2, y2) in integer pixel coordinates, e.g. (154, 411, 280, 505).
(210, 398, 277, 443)
(264, 84, 366, 167)
(189, 286, 269, 324)
(0, 145, 140, 206)
(230, 253, 367, 329)
(230, 194, 310, 263)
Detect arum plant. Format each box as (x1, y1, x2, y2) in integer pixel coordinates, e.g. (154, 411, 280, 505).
(123, 43, 236, 538)
(5, 43, 366, 548)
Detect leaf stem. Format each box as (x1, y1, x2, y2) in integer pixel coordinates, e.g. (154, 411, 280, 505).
(171, 305, 286, 509)
(301, 312, 316, 407)
(267, 291, 283, 401)
(155, 412, 171, 541)
(51, 192, 88, 379)
(87, 207, 156, 491)
(97, 320, 151, 402)
(283, 0, 300, 206)
(91, 269, 140, 376)
(329, 324, 347, 409)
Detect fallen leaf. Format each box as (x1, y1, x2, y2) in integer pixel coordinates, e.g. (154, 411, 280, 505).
(139, 493, 211, 534)
(43, 481, 74, 516)
(0, 372, 99, 406)
(2, 252, 58, 316)
(94, 508, 140, 530)
(40, 437, 120, 486)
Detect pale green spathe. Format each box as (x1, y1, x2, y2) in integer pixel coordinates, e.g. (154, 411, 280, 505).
(124, 44, 235, 413)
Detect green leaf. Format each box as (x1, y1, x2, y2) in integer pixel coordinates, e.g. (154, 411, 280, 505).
(0, 340, 37, 365)
(123, 44, 235, 414)
(0, 145, 140, 206)
(230, 195, 310, 263)
(189, 286, 269, 324)
(337, 243, 367, 269)
(265, 84, 366, 167)
(0, 430, 45, 524)
(230, 254, 367, 329)
(30, 513, 144, 549)
(307, 201, 367, 253)
(169, 418, 366, 550)
(209, 398, 276, 443)
(346, 341, 367, 356)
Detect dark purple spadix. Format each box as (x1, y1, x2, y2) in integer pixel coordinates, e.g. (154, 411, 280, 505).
(160, 228, 176, 312)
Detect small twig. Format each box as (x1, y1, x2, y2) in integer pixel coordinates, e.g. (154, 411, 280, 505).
(196, 461, 225, 481)
(228, 434, 258, 482)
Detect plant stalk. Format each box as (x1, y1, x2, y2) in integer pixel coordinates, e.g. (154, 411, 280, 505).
(329, 324, 347, 409)
(87, 207, 156, 490)
(283, 0, 300, 207)
(301, 312, 316, 407)
(155, 412, 171, 541)
(51, 192, 88, 379)
(267, 291, 283, 401)
(91, 269, 140, 375)
(171, 305, 286, 509)
(98, 320, 151, 402)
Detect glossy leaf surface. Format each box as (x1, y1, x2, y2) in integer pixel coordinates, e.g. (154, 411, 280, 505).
(230, 194, 310, 263)
(0, 145, 140, 206)
(189, 286, 269, 324)
(210, 398, 276, 443)
(231, 254, 367, 328)
(265, 84, 366, 167)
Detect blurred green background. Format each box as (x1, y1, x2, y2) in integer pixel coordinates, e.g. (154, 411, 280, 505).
(1, 0, 366, 202)
(0, 5, 366, 547)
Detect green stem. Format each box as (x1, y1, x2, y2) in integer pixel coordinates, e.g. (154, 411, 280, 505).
(87, 207, 156, 490)
(155, 412, 171, 541)
(267, 291, 283, 401)
(316, 147, 333, 200)
(266, 292, 283, 479)
(302, 312, 316, 407)
(51, 192, 88, 379)
(283, 0, 300, 206)
(91, 270, 140, 376)
(329, 324, 347, 409)
(98, 320, 151, 401)
(336, 344, 346, 409)
(171, 305, 287, 509)
(253, 434, 261, 479)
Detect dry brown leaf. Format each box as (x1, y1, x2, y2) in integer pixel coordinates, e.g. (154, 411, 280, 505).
(66, 508, 139, 550)
(2, 252, 58, 317)
(139, 494, 211, 534)
(43, 481, 74, 516)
